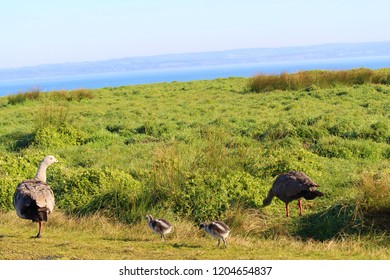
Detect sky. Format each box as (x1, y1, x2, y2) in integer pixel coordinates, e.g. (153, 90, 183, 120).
(1, 0, 390, 69)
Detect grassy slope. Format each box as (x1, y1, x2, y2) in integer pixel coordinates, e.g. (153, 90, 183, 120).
(0, 76, 389, 259)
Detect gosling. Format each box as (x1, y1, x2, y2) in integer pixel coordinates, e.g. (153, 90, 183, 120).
(146, 214, 173, 241)
(199, 221, 230, 248)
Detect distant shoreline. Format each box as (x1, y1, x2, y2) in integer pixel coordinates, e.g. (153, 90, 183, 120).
(1, 55, 390, 97)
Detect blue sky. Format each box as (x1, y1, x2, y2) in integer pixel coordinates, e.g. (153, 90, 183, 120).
(1, 0, 389, 68)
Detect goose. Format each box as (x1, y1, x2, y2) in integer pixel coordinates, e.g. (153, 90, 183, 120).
(13, 155, 59, 238)
(199, 221, 230, 247)
(263, 170, 323, 217)
(146, 215, 173, 241)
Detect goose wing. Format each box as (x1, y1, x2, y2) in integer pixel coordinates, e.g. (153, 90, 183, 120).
(289, 171, 319, 190)
(272, 171, 319, 202)
(14, 180, 55, 216)
(208, 221, 230, 236)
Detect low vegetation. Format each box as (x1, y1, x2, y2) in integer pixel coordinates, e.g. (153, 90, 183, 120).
(7, 88, 94, 105)
(249, 68, 390, 92)
(0, 68, 389, 259)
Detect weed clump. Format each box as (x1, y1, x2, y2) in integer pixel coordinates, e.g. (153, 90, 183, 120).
(7, 88, 41, 105)
(249, 68, 390, 93)
(354, 172, 390, 231)
(49, 88, 95, 101)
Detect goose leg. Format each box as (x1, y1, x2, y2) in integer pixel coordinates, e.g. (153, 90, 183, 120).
(36, 221, 42, 238)
(223, 238, 227, 248)
(285, 203, 290, 217)
(297, 199, 303, 216)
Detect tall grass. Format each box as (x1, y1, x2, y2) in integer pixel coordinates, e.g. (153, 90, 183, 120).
(49, 88, 95, 101)
(354, 172, 390, 231)
(249, 68, 390, 92)
(34, 104, 70, 129)
(7, 88, 41, 104)
(7, 88, 94, 105)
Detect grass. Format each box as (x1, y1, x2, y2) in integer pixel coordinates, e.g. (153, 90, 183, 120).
(6, 88, 94, 105)
(0, 211, 388, 260)
(7, 88, 41, 105)
(249, 68, 390, 92)
(0, 69, 389, 259)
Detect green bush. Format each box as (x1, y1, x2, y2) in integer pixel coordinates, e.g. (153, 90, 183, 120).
(363, 121, 389, 143)
(54, 168, 142, 216)
(75, 184, 148, 224)
(312, 136, 383, 160)
(32, 124, 88, 149)
(167, 171, 262, 222)
(0, 176, 15, 210)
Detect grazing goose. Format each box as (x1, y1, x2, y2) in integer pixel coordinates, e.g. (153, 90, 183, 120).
(263, 170, 323, 217)
(13, 155, 59, 238)
(199, 221, 230, 248)
(146, 215, 173, 241)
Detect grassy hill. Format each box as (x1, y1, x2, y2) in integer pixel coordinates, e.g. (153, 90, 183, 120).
(0, 69, 389, 259)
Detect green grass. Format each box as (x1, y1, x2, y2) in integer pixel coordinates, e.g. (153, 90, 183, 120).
(0, 69, 389, 259)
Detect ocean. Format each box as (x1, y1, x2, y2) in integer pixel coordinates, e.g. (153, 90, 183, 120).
(1, 56, 389, 97)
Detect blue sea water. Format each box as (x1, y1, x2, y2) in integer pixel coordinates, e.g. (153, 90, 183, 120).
(1, 56, 389, 97)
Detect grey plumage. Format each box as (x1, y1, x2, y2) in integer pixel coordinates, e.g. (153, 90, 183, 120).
(146, 214, 173, 241)
(263, 171, 323, 217)
(13, 155, 59, 238)
(199, 221, 230, 247)
(13, 180, 55, 221)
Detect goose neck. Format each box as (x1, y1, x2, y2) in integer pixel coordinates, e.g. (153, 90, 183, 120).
(34, 162, 48, 182)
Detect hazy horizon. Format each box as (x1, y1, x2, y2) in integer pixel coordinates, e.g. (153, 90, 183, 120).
(0, 40, 389, 71)
(0, 41, 390, 74)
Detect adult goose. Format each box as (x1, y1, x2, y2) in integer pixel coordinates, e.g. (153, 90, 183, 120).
(199, 221, 230, 248)
(146, 214, 173, 241)
(262, 171, 323, 217)
(13, 155, 59, 238)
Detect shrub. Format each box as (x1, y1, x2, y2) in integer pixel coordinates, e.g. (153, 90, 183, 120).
(312, 136, 383, 160)
(30, 104, 88, 148)
(54, 168, 142, 218)
(363, 121, 389, 143)
(32, 124, 88, 148)
(0, 176, 15, 210)
(167, 171, 262, 222)
(75, 184, 149, 224)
